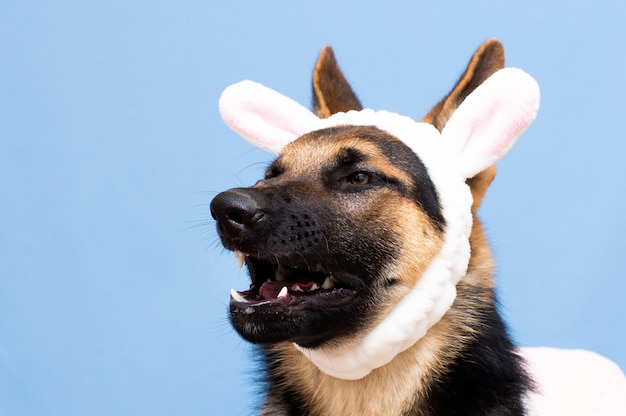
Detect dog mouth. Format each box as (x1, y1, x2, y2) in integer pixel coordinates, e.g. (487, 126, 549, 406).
(229, 250, 359, 309)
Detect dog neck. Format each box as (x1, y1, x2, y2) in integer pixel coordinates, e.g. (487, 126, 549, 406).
(293, 110, 474, 380)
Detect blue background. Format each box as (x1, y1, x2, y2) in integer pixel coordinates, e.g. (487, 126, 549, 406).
(1, 1, 625, 415)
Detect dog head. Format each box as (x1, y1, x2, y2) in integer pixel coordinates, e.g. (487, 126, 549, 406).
(211, 39, 540, 379)
(211, 124, 446, 348)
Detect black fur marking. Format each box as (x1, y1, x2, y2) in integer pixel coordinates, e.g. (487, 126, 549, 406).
(416, 287, 534, 416)
(260, 348, 311, 416)
(264, 162, 285, 180)
(333, 146, 365, 168)
(323, 146, 407, 195)
(309, 126, 445, 231)
(364, 133, 446, 232)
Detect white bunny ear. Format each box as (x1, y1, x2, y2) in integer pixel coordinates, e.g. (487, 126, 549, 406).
(441, 67, 540, 179)
(218, 80, 320, 154)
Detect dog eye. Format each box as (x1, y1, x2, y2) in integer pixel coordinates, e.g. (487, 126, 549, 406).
(265, 165, 284, 180)
(349, 172, 371, 185)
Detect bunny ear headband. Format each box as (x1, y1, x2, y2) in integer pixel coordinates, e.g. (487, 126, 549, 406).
(219, 68, 540, 380)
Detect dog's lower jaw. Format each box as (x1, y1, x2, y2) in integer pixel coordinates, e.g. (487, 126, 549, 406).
(228, 288, 362, 347)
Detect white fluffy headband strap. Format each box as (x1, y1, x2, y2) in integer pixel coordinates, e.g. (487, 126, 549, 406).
(219, 68, 540, 179)
(218, 68, 540, 379)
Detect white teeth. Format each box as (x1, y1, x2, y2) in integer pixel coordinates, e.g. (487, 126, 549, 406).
(230, 288, 249, 303)
(233, 250, 246, 268)
(277, 286, 289, 298)
(291, 282, 321, 292)
(322, 276, 335, 289)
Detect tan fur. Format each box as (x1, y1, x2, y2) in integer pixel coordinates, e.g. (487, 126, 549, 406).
(266, 281, 492, 415)
(257, 39, 504, 416)
(419, 39, 504, 217)
(275, 129, 445, 313)
(261, 206, 493, 415)
(251, 40, 508, 415)
(280, 135, 411, 183)
(420, 38, 505, 131)
(312, 46, 363, 118)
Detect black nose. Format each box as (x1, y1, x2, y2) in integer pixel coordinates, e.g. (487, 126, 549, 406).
(210, 189, 266, 236)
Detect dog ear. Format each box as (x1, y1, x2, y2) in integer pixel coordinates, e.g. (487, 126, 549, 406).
(219, 80, 319, 154)
(421, 39, 504, 211)
(312, 46, 363, 119)
(442, 67, 540, 180)
(421, 39, 505, 131)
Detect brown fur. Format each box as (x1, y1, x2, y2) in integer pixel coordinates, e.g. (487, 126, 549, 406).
(420, 39, 503, 216)
(264, 133, 448, 415)
(212, 39, 530, 416)
(257, 40, 504, 415)
(312, 46, 363, 118)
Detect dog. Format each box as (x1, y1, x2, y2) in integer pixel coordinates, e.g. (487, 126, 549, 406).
(210, 39, 626, 415)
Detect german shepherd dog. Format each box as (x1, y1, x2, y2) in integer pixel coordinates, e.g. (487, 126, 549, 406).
(209, 40, 623, 415)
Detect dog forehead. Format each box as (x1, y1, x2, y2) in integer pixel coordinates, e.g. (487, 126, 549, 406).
(277, 126, 415, 180)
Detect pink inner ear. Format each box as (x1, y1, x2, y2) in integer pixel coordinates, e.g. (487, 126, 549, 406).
(219, 80, 320, 154)
(441, 68, 540, 179)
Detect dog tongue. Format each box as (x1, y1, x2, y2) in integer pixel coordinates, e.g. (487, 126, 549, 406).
(259, 281, 286, 299)
(259, 281, 317, 299)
